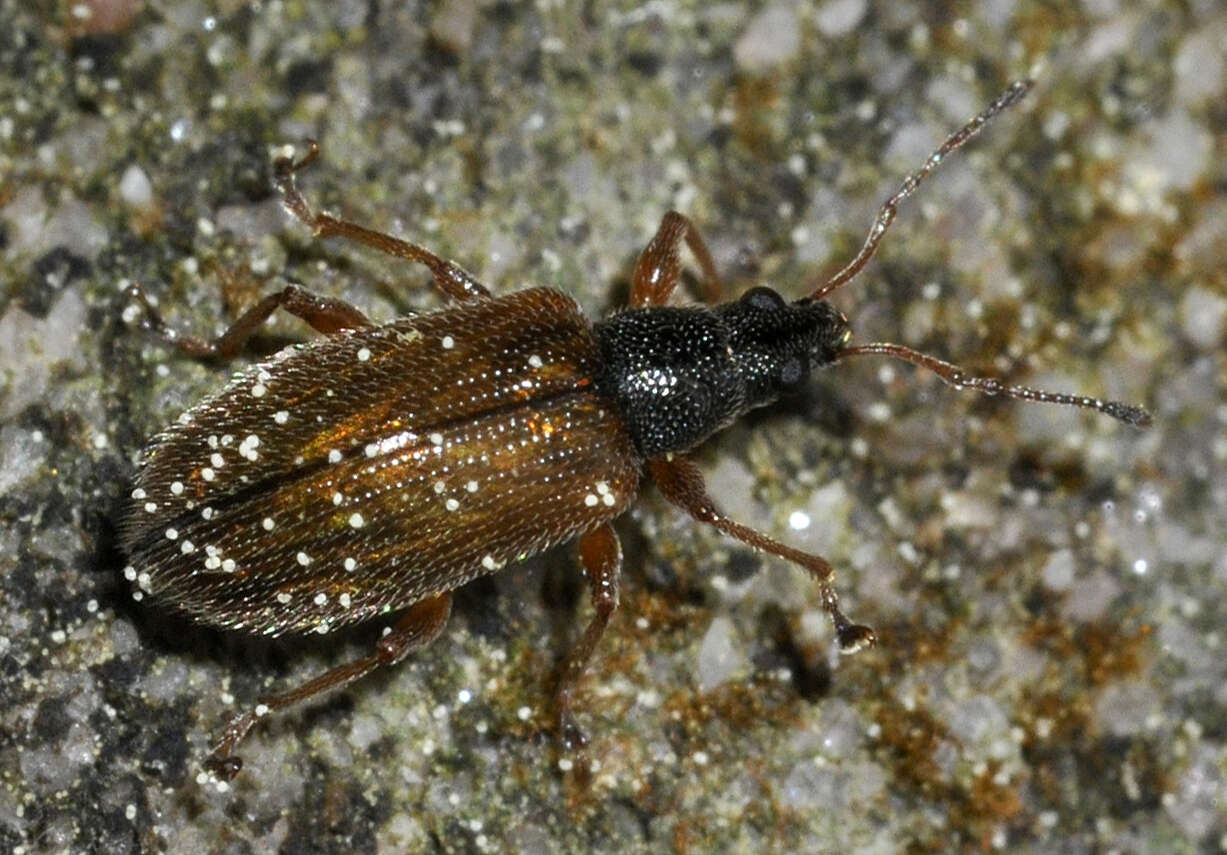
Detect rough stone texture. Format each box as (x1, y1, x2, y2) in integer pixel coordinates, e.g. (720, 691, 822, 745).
(1, 2, 1223, 853)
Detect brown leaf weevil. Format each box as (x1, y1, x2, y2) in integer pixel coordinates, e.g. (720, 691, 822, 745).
(120, 79, 1150, 782)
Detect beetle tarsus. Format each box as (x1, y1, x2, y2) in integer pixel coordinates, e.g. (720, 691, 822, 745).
(203, 712, 256, 782)
(820, 582, 877, 653)
(836, 624, 878, 654)
(559, 715, 589, 753)
(204, 752, 244, 782)
(272, 138, 320, 184)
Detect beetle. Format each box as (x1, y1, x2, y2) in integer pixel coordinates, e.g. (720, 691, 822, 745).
(120, 79, 1150, 781)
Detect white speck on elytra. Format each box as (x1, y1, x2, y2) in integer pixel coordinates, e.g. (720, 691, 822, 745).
(314, 592, 327, 605)
(365, 443, 378, 458)
(131, 488, 146, 500)
(180, 540, 195, 554)
(165, 527, 178, 540)
(348, 513, 365, 529)
(465, 480, 478, 492)
(262, 517, 275, 531)
(237, 434, 261, 461)
(595, 482, 609, 495)
(201, 467, 215, 481)
(205, 556, 221, 570)
(273, 410, 289, 424)
(344, 557, 357, 571)
(276, 592, 292, 604)
(170, 481, 184, 495)
(584, 494, 598, 507)
(481, 555, 497, 570)
(328, 449, 342, 463)
(251, 383, 266, 398)
(441, 335, 455, 349)
(528, 354, 543, 368)
(144, 502, 157, 513)
(433, 481, 446, 494)
(445, 498, 459, 511)
(339, 593, 352, 608)
(202, 507, 214, 520)
(210, 453, 224, 468)
(357, 347, 372, 362)
(297, 551, 311, 566)
(221, 558, 236, 573)
(123, 566, 137, 581)
(332, 492, 344, 505)
(603, 493, 616, 507)
(429, 432, 444, 446)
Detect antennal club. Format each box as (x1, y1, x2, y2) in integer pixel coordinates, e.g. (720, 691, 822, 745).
(835, 343, 1152, 428)
(812, 79, 1034, 300)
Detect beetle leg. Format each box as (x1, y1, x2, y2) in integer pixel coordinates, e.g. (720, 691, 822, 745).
(629, 210, 723, 307)
(556, 522, 623, 751)
(203, 592, 453, 782)
(124, 281, 372, 360)
(274, 141, 491, 303)
(649, 457, 876, 653)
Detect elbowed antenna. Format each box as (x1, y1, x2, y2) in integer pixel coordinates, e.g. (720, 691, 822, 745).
(833, 342, 1152, 428)
(811, 79, 1034, 300)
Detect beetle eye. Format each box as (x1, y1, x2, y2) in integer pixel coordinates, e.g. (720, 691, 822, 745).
(740, 286, 785, 312)
(779, 356, 807, 385)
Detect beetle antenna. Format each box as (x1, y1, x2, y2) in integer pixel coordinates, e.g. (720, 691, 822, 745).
(833, 342, 1151, 427)
(811, 79, 1034, 300)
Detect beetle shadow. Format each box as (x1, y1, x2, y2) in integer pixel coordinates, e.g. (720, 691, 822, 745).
(97, 512, 407, 726)
(744, 374, 859, 440)
(99, 501, 578, 736)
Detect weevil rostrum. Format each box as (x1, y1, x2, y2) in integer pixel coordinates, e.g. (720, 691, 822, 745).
(120, 79, 1151, 782)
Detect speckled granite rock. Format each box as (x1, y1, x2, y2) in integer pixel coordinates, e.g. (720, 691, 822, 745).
(1, 2, 1223, 853)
